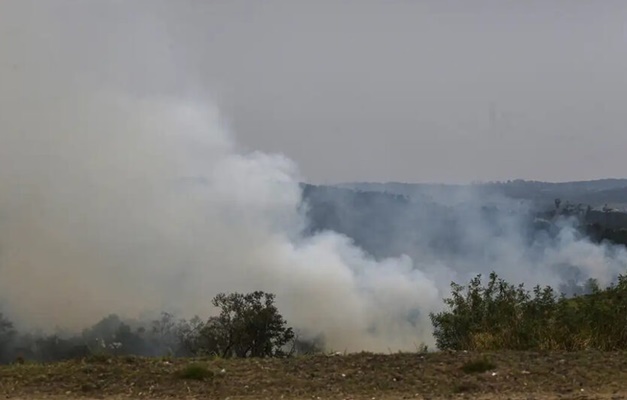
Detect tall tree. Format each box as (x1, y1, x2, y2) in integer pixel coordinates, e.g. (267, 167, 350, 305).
(196, 291, 294, 358)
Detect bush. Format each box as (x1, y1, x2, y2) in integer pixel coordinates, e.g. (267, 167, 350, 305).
(0, 291, 296, 364)
(177, 363, 214, 380)
(461, 358, 496, 374)
(430, 272, 627, 351)
(192, 291, 295, 358)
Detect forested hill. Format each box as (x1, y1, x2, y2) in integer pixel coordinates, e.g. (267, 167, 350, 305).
(300, 180, 627, 259)
(335, 179, 627, 210)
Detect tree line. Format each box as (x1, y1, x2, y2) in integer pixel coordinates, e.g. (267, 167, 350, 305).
(430, 272, 627, 351)
(2, 269, 627, 364)
(0, 291, 308, 364)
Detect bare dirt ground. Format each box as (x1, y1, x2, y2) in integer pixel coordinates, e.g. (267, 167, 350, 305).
(1, 351, 627, 399)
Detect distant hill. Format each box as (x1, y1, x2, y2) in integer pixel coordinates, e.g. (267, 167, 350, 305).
(300, 179, 627, 261)
(335, 179, 627, 210)
(300, 183, 539, 260)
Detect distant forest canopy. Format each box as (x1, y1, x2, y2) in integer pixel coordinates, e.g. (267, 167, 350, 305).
(301, 179, 627, 254)
(334, 178, 627, 211)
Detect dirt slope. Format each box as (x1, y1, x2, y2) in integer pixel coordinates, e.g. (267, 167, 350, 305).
(1, 351, 627, 399)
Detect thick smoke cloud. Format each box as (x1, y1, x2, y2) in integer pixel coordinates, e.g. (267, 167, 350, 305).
(0, 89, 445, 351)
(305, 183, 627, 290)
(2, 88, 626, 353)
(1, 1, 627, 353)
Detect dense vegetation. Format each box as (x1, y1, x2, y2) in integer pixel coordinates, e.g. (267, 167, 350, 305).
(0, 291, 299, 364)
(2, 270, 627, 364)
(430, 272, 627, 351)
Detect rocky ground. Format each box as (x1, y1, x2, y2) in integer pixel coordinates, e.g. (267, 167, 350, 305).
(1, 351, 627, 399)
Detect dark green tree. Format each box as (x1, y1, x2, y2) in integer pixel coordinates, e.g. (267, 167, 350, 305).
(195, 291, 294, 358)
(0, 313, 15, 362)
(430, 272, 627, 351)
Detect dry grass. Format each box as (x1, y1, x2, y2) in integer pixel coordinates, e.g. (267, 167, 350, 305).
(1, 351, 627, 399)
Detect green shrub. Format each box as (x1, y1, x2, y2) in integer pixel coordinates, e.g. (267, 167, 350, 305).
(430, 272, 627, 351)
(177, 363, 214, 380)
(190, 291, 295, 358)
(461, 358, 496, 374)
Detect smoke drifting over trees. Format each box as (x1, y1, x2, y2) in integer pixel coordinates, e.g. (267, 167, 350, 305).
(2, 90, 627, 359)
(0, 91, 442, 352)
(2, 1, 627, 362)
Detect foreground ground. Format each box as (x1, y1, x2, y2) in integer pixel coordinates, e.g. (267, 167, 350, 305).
(1, 351, 627, 399)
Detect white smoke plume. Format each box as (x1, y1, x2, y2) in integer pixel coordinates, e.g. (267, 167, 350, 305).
(0, 89, 444, 351)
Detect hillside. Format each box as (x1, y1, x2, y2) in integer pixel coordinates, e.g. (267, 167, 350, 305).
(336, 179, 627, 209)
(2, 351, 627, 399)
(301, 180, 627, 265)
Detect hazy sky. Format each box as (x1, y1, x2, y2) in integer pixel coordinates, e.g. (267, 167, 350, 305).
(2, 0, 627, 184)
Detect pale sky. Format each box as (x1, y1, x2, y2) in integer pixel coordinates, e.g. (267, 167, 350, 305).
(2, 0, 627, 184)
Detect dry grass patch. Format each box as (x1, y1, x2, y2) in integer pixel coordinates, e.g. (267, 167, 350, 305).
(0, 351, 626, 399)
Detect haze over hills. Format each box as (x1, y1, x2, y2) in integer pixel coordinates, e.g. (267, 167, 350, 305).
(301, 178, 627, 294)
(335, 179, 627, 210)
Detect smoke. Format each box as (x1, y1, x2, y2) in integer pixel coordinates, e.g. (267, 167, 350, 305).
(0, 88, 445, 351)
(308, 185, 627, 294)
(1, 1, 627, 353)
(2, 88, 626, 353)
